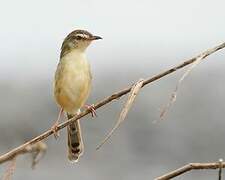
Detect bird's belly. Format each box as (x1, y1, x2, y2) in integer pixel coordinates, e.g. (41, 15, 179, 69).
(55, 64, 91, 114)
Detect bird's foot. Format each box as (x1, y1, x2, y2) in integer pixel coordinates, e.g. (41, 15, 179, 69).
(84, 104, 97, 117)
(51, 121, 60, 139)
(51, 108, 63, 139)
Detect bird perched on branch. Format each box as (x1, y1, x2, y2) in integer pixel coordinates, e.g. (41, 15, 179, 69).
(53, 29, 102, 162)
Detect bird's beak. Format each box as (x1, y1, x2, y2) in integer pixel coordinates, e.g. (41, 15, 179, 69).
(90, 35, 103, 40)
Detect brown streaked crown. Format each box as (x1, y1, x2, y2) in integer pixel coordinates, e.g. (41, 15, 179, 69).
(66, 29, 93, 39)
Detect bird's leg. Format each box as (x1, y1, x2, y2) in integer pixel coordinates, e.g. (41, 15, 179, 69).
(84, 104, 97, 117)
(51, 108, 64, 139)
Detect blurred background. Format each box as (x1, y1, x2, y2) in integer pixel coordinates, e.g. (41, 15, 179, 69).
(0, 0, 225, 179)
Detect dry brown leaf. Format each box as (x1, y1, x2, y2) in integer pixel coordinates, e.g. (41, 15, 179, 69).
(159, 53, 206, 120)
(96, 79, 144, 150)
(30, 141, 47, 169)
(2, 157, 16, 180)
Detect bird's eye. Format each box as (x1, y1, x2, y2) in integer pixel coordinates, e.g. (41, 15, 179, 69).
(76, 35, 82, 40)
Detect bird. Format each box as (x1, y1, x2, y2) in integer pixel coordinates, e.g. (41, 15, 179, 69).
(53, 29, 102, 162)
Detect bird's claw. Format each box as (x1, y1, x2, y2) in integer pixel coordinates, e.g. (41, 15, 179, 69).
(51, 122, 60, 139)
(84, 104, 97, 117)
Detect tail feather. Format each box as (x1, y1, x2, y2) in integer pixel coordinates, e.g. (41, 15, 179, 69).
(67, 112, 84, 162)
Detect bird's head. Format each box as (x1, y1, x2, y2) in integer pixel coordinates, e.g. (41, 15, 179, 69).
(61, 29, 102, 57)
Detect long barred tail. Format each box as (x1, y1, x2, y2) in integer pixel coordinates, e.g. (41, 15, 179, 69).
(67, 112, 84, 162)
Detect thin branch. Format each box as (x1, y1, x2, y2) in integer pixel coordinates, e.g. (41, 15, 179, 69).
(155, 161, 225, 180)
(0, 42, 225, 165)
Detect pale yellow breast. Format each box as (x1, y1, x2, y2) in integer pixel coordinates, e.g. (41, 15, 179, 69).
(54, 50, 92, 114)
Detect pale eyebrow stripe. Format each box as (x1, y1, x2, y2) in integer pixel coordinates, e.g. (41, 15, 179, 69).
(76, 33, 89, 38)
